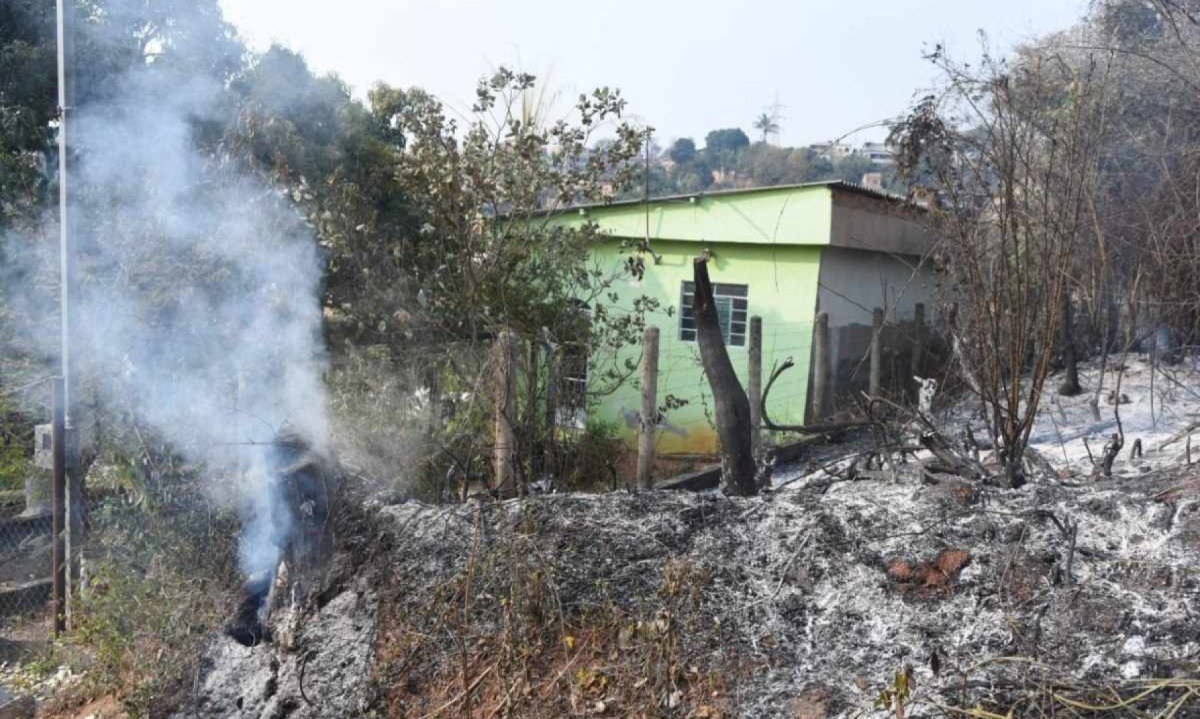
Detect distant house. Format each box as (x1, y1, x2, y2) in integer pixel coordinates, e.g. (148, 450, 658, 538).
(809, 142, 854, 162)
(861, 141, 896, 166)
(548, 181, 937, 456)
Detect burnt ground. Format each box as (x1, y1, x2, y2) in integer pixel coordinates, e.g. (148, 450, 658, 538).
(168, 457, 1200, 719)
(157, 359, 1200, 718)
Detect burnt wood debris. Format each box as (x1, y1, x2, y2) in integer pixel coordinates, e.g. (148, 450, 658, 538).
(225, 430, 337, 647)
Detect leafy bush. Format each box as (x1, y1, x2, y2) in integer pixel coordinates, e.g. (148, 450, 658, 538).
(553, 418, 626, 491)
(72, 491, 240, 716)
(0, 396, 33, 492)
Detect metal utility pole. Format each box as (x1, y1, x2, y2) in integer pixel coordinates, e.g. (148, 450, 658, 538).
(51, 380, 66, 636)
(57, 0, 73, 420)
(56, 0, 81, 626)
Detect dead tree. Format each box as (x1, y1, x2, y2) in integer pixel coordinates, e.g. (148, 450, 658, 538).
(692, 256, 756, 496)
(1059, 291, 1083, 396)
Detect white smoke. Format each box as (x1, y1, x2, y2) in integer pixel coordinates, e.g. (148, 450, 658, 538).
(13, 29, 330, 579)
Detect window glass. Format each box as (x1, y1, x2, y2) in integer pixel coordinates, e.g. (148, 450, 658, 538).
(679, 281, 749, 346)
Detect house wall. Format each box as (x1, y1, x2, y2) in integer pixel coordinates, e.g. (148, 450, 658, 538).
(588, 238, 821, 456)
(570, 185, 833, 246)
(815, 246, 938, 411)
(539, 183, 937, 454)
(830, 188, 930, 256)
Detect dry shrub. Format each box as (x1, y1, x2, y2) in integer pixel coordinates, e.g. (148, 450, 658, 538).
(64, 493, 240, 717)
(372, 518, 735, 718)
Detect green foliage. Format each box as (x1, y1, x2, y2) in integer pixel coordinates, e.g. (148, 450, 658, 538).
(374, 69, 646, 343)
(553, 418, 625, 491)
(753, 112, 780, 143)
(667, 137, 696, 164)
(0, 0, 56, 231)
(74, 494, 240, 716)
(704, 127, 750, 154)
(874, 665, 914, 715)
(227, 46, 416, 355)
(636, 135, 905, 198)
(0, 395, 32, 491)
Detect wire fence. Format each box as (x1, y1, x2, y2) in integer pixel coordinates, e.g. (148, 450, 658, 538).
(0, 504, 53, 620)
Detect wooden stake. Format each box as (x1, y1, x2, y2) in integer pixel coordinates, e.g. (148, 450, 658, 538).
(493, 331, 517, 497)
(748, 316, 763, 451)
(870, 307, 884, 399)
(526, 340, 542, 480)
(541, 330, 558, 481)
(812, 312, 831, 421)
(637, 326, 660, 490)
(911, 303, 926, 403)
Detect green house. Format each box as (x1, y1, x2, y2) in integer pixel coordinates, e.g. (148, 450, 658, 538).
(553, 181, 936, 457)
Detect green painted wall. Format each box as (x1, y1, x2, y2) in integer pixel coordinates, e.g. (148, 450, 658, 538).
(563, 185, 834, 246)
(534, 184, 847, 455)
(589, 238, 822, 455)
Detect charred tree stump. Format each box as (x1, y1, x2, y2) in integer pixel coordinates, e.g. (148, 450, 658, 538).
(1099, 432, 1124, 478)
(1059, 291, 1082, 396)
(692, 257, 757, 496)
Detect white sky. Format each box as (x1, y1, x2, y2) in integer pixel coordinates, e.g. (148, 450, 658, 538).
(217, 0, 1088, 147)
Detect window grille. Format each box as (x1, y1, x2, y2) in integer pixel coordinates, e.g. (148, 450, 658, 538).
(679, 281, 749, 347)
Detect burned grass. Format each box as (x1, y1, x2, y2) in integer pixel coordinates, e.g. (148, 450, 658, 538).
(154, 443, 1200, 718)
(360, 466, 1200, 718)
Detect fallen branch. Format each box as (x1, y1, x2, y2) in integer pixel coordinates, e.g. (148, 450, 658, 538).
(760, 358, 872, 434)
(1157, 421, 1200, 452)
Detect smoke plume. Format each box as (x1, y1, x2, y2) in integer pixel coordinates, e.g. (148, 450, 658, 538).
(9, 10, 330, 580)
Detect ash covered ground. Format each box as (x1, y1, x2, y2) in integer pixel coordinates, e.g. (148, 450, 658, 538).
(175, 358, 1200, 718)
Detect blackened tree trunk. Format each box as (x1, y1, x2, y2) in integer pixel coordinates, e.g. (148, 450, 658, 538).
(692, 257, 757, 496)
(1059, 290, 1082, 396)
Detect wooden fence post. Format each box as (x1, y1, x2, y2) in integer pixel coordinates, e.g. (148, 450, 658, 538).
(541, 330, 558, 482)
(911, 303, 926, 403)
(812, 312, 831, 421)
(637, 326, 660, 490)
(51, 378, 66, 636)
(748, 316, 763, 451)
(493, 331, 517, 497)
(870, 307, 884, 399)
(526, 339, 542, 480)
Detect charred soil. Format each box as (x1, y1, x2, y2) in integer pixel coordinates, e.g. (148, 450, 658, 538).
(167, 457, 1200, 718)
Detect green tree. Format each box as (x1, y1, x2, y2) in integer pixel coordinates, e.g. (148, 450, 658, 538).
(227, 47, 416, 355)
(667, 137, 696, 164)
(0, 0, 57, 232)
(753, 112, 780, 143)
(704, 127, 750, 154)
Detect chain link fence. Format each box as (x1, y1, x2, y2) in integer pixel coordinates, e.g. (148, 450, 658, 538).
(0, 500, 52, 620)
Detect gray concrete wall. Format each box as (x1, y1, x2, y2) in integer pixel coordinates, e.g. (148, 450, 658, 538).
(830, 188, 933, 256)
(815, 246, 938, 410)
